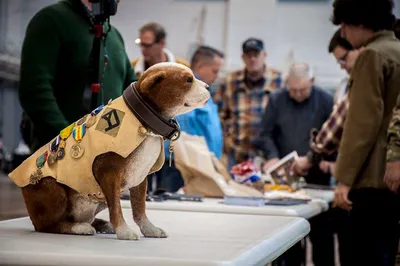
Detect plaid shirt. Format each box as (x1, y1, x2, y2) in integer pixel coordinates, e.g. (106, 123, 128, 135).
(214, 67, 283, 162)
(310, 93, 349, 156)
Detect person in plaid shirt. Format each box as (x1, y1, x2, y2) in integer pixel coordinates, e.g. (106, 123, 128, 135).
(214, 38, 283, 169)
(292, 30, 363, 176)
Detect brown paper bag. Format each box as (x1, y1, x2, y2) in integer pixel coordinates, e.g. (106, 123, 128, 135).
(173, 132, 263, 198)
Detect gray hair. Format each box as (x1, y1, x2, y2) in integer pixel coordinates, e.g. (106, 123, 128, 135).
(287, 62, 314, 80)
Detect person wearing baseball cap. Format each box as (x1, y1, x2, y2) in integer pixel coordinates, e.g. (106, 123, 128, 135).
(214, 37, 283, 170)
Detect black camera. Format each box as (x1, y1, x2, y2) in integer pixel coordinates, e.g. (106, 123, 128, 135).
(89, 0, 118, 24)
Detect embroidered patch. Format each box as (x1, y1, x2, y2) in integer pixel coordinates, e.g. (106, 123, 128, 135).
(95, 108, 125, 137)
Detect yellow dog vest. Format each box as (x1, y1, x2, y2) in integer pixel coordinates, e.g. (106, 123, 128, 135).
(8, 96, 165, 202)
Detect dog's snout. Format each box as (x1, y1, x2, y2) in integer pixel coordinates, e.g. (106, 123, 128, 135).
(205, 84, 210, 90)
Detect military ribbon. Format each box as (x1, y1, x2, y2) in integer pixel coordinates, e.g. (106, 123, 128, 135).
(50, 136, 61, 152)
(60, 122, 76, 140)
(72, 124, 86, 142)
(91, 104, 104, 116)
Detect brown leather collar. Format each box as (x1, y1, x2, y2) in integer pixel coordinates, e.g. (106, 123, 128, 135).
(122, 82, 180, 140)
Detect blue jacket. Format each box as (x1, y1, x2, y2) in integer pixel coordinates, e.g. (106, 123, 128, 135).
(165, 98, 223, 160)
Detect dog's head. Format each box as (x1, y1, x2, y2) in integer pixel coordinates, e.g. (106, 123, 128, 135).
(136, 62, 211, 118)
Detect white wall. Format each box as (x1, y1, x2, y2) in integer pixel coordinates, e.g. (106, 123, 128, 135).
(112, 0, 226, 63)
(2, 0, 354, 88)
(113, 0, 343, 88)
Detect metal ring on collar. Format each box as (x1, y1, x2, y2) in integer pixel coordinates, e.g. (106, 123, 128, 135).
(169, 119, 181, 141)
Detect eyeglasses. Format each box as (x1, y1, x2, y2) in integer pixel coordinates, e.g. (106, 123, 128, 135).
(139, 42, 157, 48)
(337, 51, 349, 65)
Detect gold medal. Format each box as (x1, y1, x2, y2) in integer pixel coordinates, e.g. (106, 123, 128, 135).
(47, 152, 57, 166)
(59, 139, 66, 149)
(70, 143, 85, 159)
(77, 114, 88, 126)
(85, 115, 97, 128)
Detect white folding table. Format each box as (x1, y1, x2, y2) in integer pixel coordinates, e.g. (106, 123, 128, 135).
(121, 197, 323, 219)
(0, 209, 310, 266)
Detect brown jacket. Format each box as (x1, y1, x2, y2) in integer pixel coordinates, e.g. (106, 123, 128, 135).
(334, 31, 400, 189)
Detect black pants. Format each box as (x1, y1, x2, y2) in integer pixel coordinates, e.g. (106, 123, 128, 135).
(275, 208, 336, 266)
(347, 188, 400, 266)
(331, 206, 352, 266)
(147, 161, 184, 193)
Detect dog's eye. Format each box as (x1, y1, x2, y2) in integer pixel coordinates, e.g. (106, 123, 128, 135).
(186, 77, 193, 83)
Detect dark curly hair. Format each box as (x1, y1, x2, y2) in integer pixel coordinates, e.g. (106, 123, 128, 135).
(328, 29, 353, 53)
(331, 0, 396, 32)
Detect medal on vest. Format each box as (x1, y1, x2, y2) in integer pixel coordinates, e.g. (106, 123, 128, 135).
(57, 123, 75, 161)
(60, 123, 75, 139)
(50, 136, 61, 151)
(48, 136, 60, 166)
(77, 114, 88, 126)
(71, 124, 86, 159)
(85, 115, 97, 128)
(72, 124, 86, 142)
(86, 104, 104, 128)
(47, 152, 57, 166)
(29, 169, 43, 185)
(91, 104, 104, 115)
(57, 139, 67, 160)
(36, 151, 48, 169)
(71, 144, 85, 159)
(56, 148, 65, 160)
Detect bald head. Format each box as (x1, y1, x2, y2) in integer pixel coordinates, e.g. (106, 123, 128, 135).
(288, 63, 314, 80)
(287, 63, 314, 103)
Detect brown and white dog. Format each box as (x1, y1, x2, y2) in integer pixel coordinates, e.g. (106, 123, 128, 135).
(10, 62, 210, 240)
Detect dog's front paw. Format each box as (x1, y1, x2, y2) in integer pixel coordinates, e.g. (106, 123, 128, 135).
(141, 223, 168, 238)
(115, 225, 140, 240)
(70, 223, 96, 235)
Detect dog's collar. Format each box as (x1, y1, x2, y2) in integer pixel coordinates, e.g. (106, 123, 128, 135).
(122, 82, 181, 141)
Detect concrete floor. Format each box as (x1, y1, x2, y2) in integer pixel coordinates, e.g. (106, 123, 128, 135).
(0, 171, 28, 221)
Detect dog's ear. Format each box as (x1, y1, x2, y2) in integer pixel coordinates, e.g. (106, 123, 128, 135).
(138, 71, 167, 92)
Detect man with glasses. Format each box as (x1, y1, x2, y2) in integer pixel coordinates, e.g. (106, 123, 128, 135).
(292, 29, 362, 177)
(131, 22, 189, 79)
(253, 62, 334, 266)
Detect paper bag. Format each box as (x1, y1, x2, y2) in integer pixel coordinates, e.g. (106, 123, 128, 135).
(173, 132, 263, 198)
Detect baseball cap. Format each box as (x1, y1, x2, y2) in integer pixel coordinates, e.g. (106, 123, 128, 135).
(242, 38, 264, 53)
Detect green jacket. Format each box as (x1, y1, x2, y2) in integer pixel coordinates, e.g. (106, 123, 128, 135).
(18, 0, 135, 151)
(334, 31, 400, 189)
